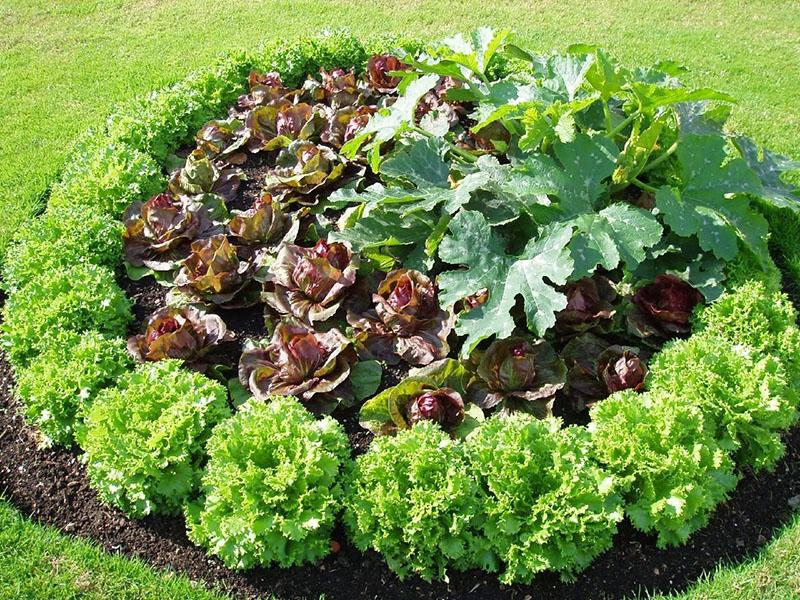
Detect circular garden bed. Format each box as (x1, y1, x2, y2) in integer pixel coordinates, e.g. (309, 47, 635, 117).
(1, 29, 800, 599)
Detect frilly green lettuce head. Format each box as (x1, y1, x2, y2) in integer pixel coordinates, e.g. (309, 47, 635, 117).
(264, 239, 358, 323)
(238, 317, 355, 412)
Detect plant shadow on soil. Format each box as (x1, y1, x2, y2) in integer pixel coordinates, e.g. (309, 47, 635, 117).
(1, 209, 800, 599)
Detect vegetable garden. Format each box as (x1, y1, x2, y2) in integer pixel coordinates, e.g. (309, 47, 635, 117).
(1, 28, 799, 598)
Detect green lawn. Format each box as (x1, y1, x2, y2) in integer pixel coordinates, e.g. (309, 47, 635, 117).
(0, 499, 225, 599)
(1, 0, 799, 598)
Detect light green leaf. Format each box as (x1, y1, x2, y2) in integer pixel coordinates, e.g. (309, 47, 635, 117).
(655, 134, 765, 263)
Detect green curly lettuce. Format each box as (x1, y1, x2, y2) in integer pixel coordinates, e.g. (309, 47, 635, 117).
(80, 360, 230, 517)
(186, 396, 350, 569)
(343, 422, 490, 581)
(589, 390, 739, 547)
(2, 205, 123, 294)
(1, 264, 132, 367)
(465, 415, 623, 583)
(648, 333, 798, 471)
(692, 281, 800, 389)
(16, 332, 131, 448)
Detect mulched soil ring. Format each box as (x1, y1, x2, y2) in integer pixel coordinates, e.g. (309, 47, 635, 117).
(0, 347, 798, 599)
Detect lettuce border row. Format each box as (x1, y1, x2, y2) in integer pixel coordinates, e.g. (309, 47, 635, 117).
(1, 30, 798, 586)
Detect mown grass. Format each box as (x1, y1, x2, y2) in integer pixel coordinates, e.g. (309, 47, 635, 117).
(0, 499, 227, 599)
(0, 0, 799, 598)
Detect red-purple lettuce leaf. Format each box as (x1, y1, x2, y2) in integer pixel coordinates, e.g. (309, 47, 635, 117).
(366, 54, 409, 94)
(173, 234, 259, 307)
(468, 335, 566, 418)
(127, 305, 232, 363)
(264, 140, 347, 202)
(238, 317, 355, 413)
(359, 358, 483, 438)
(263, 239, 358, 323)
(347, 268, 454, 366)
(554, 274, 618, 336)
(123, 193, 218, 272)
(562, 332, 647, 411)
(227, 193, 294, 248)
(628, 274, 703, 340)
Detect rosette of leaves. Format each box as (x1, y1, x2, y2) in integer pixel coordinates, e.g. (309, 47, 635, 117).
(467, 335, 566, 418)
(238, 317, 355, 412)
(123, 193, 217, 272)
(263, 239, 358, 323)
(554, 275, 618, 337)
(562, 333, 648, 411)
(195, 118, 246, 161)
(227, 193, 294, 248)
(366, 54, 408, 94)
(80, 360, 230, 517)
(186, 396, 350, 569)
(347, 268, 454, 366)
(127, 305, 232, 364)
(237, 71, 291, 112)
(168, 148, 241, 203)
(320, 67, 360, 107)
(246, 99, 320, 152)
(343, 422, 491, 581)
(173, 234, 259, 307)
(628, 274, 703, 340)
(359, 358, 483, 438)
(465, 415, 623, 583)
(264, 140, 346, 202)
(320, 105, 377, 149)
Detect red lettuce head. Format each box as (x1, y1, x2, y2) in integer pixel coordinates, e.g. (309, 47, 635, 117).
(320, 67, 359, 107)
(173, 234, 257, 307)
(562, 333, 648, 411)
(347, 269, 454, 366)
(227, 194, 291, 247)
(598, 347, 647, 393)
(123, 193, 216, 271)
(406, 387, 465, 431)
(555, 275, 617, 336)
(471, 335, 566, 417)
(366, 54, 409, 93)
(127, 306, 232, 363)
(238, 318, 355, 412)
(265, 140, 346, 202)
(629, 274, 703, 339)
(263, 239, 358, 323)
